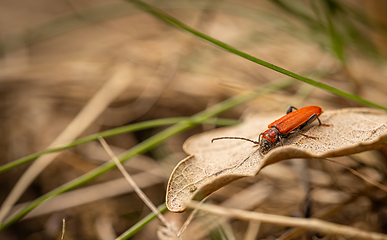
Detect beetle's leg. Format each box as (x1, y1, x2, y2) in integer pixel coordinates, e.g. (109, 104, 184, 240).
(287, 129, 319, 140)
(315, 115, 332, 127)
(300, 113, 318, 130)
(278, 135, 284, 146)
(298, 113, 329, 131)
(257, 133, 264, 156)
(289, 114, 318, 137)
(286, 106, 298, 114)
(254, 133, 262, 148)
(294, 131, 319, 140)
(289, 113, 331, 139)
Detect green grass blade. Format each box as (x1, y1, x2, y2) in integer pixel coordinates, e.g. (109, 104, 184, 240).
(0, 117, 239, 173)
(0, 78, 296, 232)
(118, 203, 167, 240)
(323, 1, 346, 63)
(269, 0, 319, 27)
(127, 0, 387, 111)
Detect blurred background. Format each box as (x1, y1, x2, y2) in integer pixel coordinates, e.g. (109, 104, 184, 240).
(1, 0, 387, 239)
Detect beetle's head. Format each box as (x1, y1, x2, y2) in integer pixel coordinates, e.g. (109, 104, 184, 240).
(259, 128, 280, 154)
(259, 138, 272, 154)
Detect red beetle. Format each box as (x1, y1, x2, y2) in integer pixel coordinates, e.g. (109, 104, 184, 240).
(212, 105, 330, 154)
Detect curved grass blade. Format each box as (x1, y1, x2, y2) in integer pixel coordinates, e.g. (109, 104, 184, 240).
(127, 0, 387, 111)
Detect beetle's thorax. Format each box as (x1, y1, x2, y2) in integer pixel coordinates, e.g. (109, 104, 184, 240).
(262, 127, 280, 144)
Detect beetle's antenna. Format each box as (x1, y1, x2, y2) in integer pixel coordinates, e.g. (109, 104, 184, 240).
(211, 137, 259, 144)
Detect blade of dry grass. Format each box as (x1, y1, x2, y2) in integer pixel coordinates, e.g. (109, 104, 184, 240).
(177, 196, 209, 237)
(277, 194, 359, 240)
(0, 64, 133, 224)
(98, 137, 178, 238)
(322, 158, 387, 193)
(61, 218, 65, 240)
(16, 168, 164, 219)
(244, 221, 261, 240)
(188, 201, 387, 239)
(182, 182, 272, 240)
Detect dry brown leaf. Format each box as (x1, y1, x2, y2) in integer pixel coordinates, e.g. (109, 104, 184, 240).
(166, 108, 387, 212)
